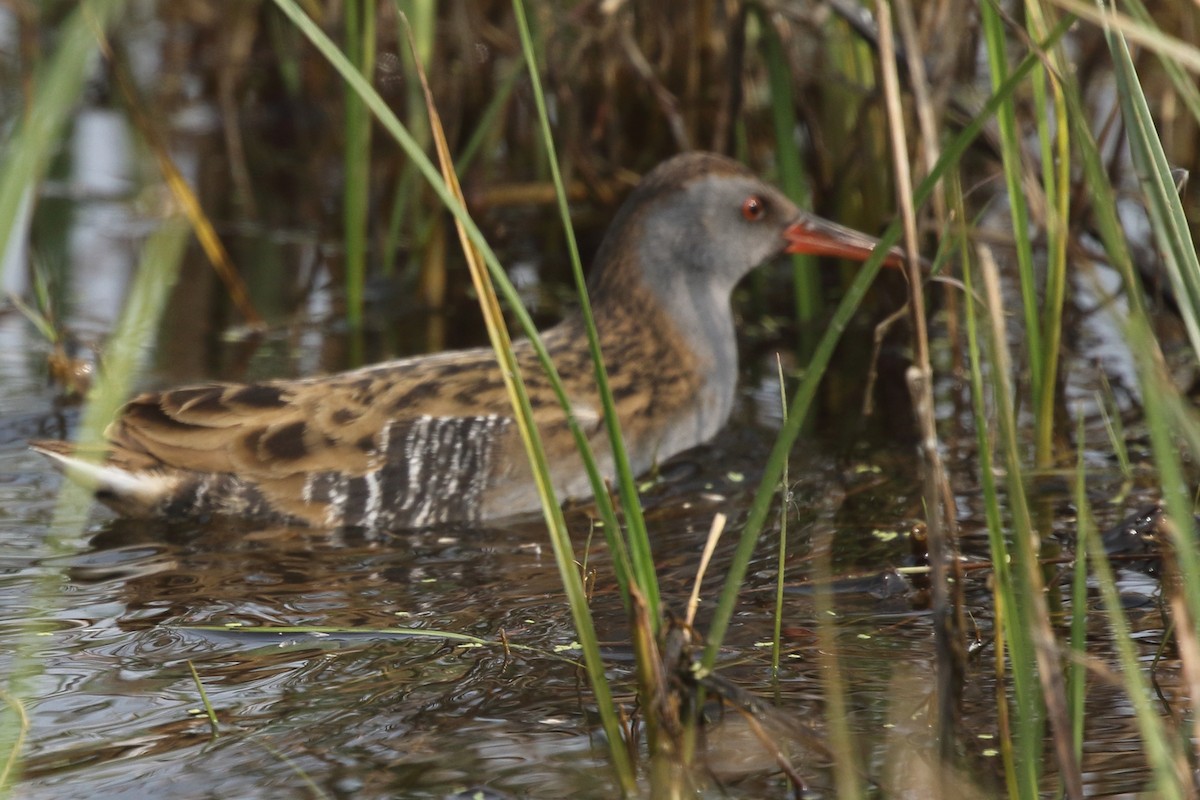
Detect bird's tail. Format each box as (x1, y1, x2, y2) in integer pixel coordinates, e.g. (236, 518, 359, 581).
(30, 440, 178, 517)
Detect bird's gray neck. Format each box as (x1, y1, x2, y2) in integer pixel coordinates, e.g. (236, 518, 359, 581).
(586, 207, 746, 455)
(632, 236, 741, 443)
(648, 270, 738, 385)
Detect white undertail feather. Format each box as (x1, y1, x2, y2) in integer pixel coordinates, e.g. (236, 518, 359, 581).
(34, 447, 179, 506)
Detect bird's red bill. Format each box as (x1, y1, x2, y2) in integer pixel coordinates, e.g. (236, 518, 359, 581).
(784, 215, 906, 268)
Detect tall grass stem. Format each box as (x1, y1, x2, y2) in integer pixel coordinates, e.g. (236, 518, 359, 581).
(510, 0, 660, 623)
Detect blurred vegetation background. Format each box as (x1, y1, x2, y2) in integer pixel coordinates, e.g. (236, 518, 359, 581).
(4, 1, 1198, 393)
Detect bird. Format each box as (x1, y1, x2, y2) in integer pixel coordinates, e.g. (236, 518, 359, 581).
(32, 152, 901, 530)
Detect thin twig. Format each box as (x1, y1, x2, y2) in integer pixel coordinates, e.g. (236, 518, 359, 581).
(0, 688, 30, 788)
(876, 0, 965, 765)
(979, 243, 1084, 799)
(90, 25, 265, 329)
(187, 660, 220, 739)
(686, 513, 727, 629)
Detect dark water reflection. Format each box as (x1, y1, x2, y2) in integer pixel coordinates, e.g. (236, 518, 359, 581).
(1, 361, 926, 798)
(4, 308, 1181, 798)
(3, 361, 1178, 799)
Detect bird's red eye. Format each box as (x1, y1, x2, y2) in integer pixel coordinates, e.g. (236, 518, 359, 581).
(742, 195, 766, 221)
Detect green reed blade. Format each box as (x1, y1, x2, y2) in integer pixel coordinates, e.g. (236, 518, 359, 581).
(959, 203, 1038, 800)
(343, 0, 375, 332)
(1105, 15, 1200, 364)
(1049, 0, 1200, 73)
(1099, 4, 1200, 638)
(1082, 441, 1187, 799)
(701, 17, 1075, 674)
(0, 0, 127, 272)
(511, 0, 659, 625)
(186, 623, 584, 665)
(975, 199, 1083, 792)
(1119, 0, 1200, 128)
(980, 0, 1043, 420)
(273, 3, 636, 789)
(380, 0, 434, 282)
(271, 0, 631, 587)
(771, 356, 788, 683)
(756, 7, 821, 357)
(1068, 415, 1088, 767)
(0, 215, 189, 796)
(1025, 0, 1073, 469)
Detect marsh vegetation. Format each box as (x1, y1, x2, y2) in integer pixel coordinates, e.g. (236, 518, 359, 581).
(2, 1, 1200, 797)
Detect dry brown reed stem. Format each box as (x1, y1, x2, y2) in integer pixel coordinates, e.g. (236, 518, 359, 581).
(862, 302, 908, 417)
(1168, 584, 1200, 779)
(978, 243, 1084, 799)
(892, 0, 964, 376)
(811, 509, 864, 797)
(729, 702, 807, 794)
(630, 588, 687, 797)
(875, 0, 965, 765)
(468, 180, 611, 208)
(616, 23, 690, 151)
(685, 513, 726, 629)
(215, 4, 261, 220)
(891, 0, 947, 227)
(89, 23, 264, 329)
(991, 594, 1017, 790)
(1049, 0, 1200, 71)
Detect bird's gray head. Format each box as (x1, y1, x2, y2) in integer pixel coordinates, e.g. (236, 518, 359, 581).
(580, 152, 897, 437)
(589, 152, 802, 302)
